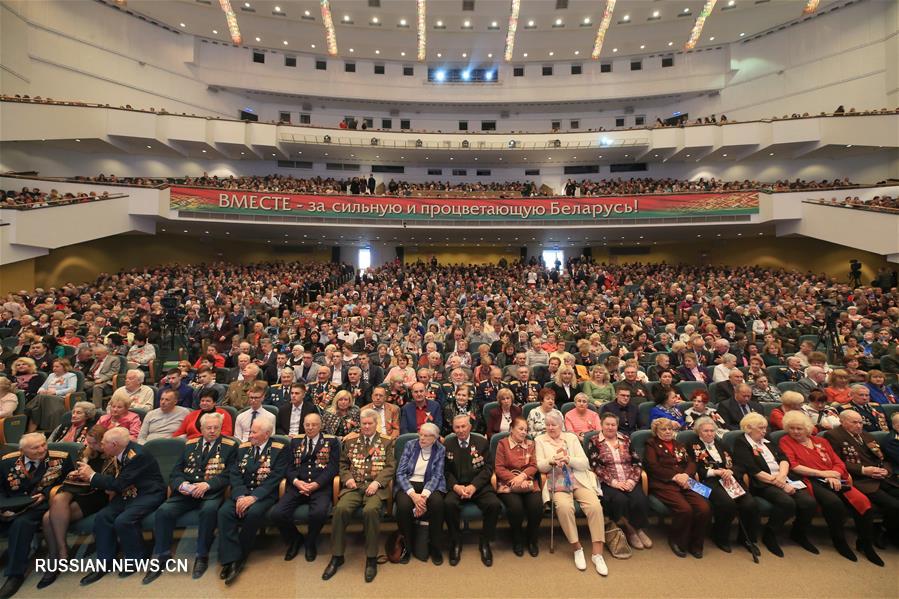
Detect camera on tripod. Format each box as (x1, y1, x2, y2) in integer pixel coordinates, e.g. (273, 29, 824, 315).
(160, 294, 184, 323)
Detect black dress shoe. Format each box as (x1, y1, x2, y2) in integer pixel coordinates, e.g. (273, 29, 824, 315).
(36, 571, 58, 590)
(192, 557, 208, 579)
(430, 547, 443, 565)
(364, 558, 377, 583)
(399, 547, 411, 564)
(80, 571, 106, 586)
(0, 576, 24, 599)
(714, 540, 732, 553)
(669, 541, 687, 558)
(449, 544, 461, 566)
(790, 531, 819, 554)
(219, 564, 232, 580)
(118, 571, 135, 579)
(690, 549, 703, 559)
(512, 542, 524, 557)
(762, 529, 783, 557)
(833, 539, 857, 562)
(322, 556, 344, 580)
(479, 542, 493, 567)
(284, 537, 303, 561)
(857, 540, 884, 567)
(528, 541, 540, 557)
(224, 559, 244, 586)
(142, 569, 163, 585)
(305, 544, 317, 562)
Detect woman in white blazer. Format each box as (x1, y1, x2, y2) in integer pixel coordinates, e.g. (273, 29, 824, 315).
(536, 411, 608, 576)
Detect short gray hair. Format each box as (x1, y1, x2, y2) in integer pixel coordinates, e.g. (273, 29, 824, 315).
(419, 422, 440, 437)
(19, 432, 47, 449)
(692, 415, 716, 432)
(360, 409, 379, 422)
(199, 411, 224, 427)
(73, 401, 98, 420)
(544, 411, 564, 427)
(127, 368, 145, 382)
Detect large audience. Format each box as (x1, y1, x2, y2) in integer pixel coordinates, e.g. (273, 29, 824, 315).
(808, 195, 899, 214)
(0, 187, 117, 209)
(0, 257, 897, 595)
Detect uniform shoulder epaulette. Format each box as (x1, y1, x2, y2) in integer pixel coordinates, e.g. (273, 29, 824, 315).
(220, 437, 236, 446)
(377, 434, 393, 442)
(186, 438, 200, 445)
(127, 449, 137, 459)
(271, 441, 285, 449)
(343, 432, 361, 441)
(239, 441, 252, 448)
(293, 434, 306, 440)
(48, 450, 69, 459)
(2, 451, 21, 460)
(321, 434, 336, 439)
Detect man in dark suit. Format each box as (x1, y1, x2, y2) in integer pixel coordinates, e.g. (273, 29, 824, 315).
(714, 369, 745, 403)
(270, 413, 339, 563)
(773, 356, 804, 384)
(826, 410, 899, 545)
(216, 419, 288, 585)
(276, 383, 319, 437)
(144, 413, 238, 583)
(504, 365, 541, 407)
(264, 353, 291, 386)
(443, 414, 501, 567)
(340, 366, 368, 406)
(718, 384, 764, 430)
(0, 310, 21, 337)
(357, 353, 384, 393)
(0, 433, 74, 597)
(76, 427, 167, 585)
(400, 382, 442, 434)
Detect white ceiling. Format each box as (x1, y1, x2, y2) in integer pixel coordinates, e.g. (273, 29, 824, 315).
(116, 0, 847, 63)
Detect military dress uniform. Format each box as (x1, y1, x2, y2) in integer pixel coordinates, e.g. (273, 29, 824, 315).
(151, 435, 238, 564)
(838, 403, 889, 433)
(308, 382, 339, 411)
(475, 379, 502, 407)
(439, 382, 474, 408)
(0, 448, 73, 578)
(216, 438, 289, 566)
(89, 442, 167, 564)
(266, 384, 292, 409)
(330, 433, 396, 559)
(270, 433, 340, 558)
(504, 379, 541, 407)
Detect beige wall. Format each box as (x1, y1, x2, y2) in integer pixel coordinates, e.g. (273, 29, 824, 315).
(404, 246, 521, 265)
(592, 237, 890, 282)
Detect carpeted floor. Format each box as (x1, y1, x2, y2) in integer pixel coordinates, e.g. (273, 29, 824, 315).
(12, 524, 899, 598)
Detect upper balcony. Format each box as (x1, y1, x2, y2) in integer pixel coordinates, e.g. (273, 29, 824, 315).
(2, 100, 896, 166)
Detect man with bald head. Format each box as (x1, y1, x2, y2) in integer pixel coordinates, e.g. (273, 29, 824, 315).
(796, 366, 827, 399)
(217, 418, 287, 584)
(77, 427, 166, 586)
(0, 433, 73, 597)
(224, 363, 264, 410)
(718, 383, 764, 430)
(270, 412, 339, 563)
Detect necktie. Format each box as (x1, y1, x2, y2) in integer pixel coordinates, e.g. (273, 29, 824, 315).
(254, 446, 261, 462)
(461, 440, 468, 449)
(741, 404, 750, 416)
(250, 410, 258, 426)
(305, 437, 312, 458)
(25, 461, 33, 475)
(201, 442, 210, 463)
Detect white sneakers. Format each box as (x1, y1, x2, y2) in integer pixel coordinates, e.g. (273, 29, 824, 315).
(573, 548, 609, 576)
(592, 554, 609, 576)
(573, 548, 587, 571)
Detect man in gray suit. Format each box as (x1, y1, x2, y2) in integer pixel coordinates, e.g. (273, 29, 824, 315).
(795, 366, 827, 399)
(82, 345, 122, 406)
(293, 351, 321, 383)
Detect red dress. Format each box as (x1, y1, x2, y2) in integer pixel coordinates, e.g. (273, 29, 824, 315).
(779, 434, 871, 515)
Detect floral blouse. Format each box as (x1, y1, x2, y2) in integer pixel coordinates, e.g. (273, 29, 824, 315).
(587, 434, 642, 485)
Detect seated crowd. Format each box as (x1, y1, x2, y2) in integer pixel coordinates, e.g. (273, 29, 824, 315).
(0, 187, 114, 209)
(0, 258, 898, 596)
(808, 195, 899, 214)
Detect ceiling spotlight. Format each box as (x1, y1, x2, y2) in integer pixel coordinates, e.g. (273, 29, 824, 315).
(461, 69, 471, 80)
(201, 149, 206, 153)
(487, 52, 493, 57)
(574, 50, 579, 55)
(463, 19, 471, 27)
(304, 9, 310, 16)
(683, 7, 690, 12)
(212, 29, 218, 34)
(179, 22, 186, 27)
(583, 17, 591, 24)
(310, 43, 315, 48)
(399, 18, 407, 25)
(349, 48, 354, 52)
(371, 16, 379, 23)
(375, 49, 380, 54)
(668, 41, 673, 46)
(274, 5, 280, 11)
(527, 19, 534, 26)
(522, 52, 528, 57)
(640, 44, 645, 49)
(612, 47, 617, 52)
(484, 70, 494, 80)
(652, 10, 660, 17)
(434, 69, 446, 81)
(283, 40, 288, 45)
(769, 152, 774, 156)
(244, 2, 250, 6)
(401, 51, 406, 56)
(146, 145, 152, 149)
(437, 52, 442, 57)
(622, 14, 630, 21)
(549, 51, 554, 56)
(555, 18, 562, 25)
(709, 36, 715, 41)
(728, 0, 735, 5)
(739, 32, 745, 37)
(436, 20, 443, 26)
(255, 36, 261, 41)
(491, 20, 498, 27)
(462, 52, 467, 57)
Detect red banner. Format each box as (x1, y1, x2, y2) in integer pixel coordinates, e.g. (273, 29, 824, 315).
(170, 186, 758, 221)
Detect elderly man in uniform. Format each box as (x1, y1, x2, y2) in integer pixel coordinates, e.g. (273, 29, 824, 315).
(0, 433, 73, 598)
(216, 419, 288, 585)
(443, 413, 501, 567)
(270, 412, 339, 562)
(322, 409, 396, 583)
(505, 365, 541, 407)
(144, 412, 237, 583)
(76, 427, 167, 586)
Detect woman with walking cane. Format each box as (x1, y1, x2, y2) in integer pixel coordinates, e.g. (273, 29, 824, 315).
(536, 411, 608, 576)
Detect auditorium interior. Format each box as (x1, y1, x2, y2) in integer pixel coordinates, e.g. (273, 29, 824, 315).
(0, 0, 898, 597)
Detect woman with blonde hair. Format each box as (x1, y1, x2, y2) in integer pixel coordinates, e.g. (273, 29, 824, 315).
(824, 369, 852, 405)
(322, 389, 361, 438)
(0, 377, 19, 418)
(97, 395, 142, 439)
(582, 365, 615, 405)
(545, 365, 582, 405)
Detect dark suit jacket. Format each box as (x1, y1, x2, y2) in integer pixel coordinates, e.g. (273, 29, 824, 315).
(169, 435, 238, 498)
(285, 434, 339, 490)
(276, 401, 320, 436)
(713, 381, 736, 403)
(229, 439, 289, 500)
(399, 400, 443, 435)
(795, 377, 821, 399)
(717, 398, 764, 430)
(644, 438, 696, 485)
(485, 405, 523, 439)
(545, 381, 583, 405)
(824, 426, 897, 494)
(0, 449, 74, 508)
(732, 434, 790, 491)
(443, 433, 494, 496)
(677, 366, 710, 384)
(688, 437, 738, 484)
(89, 441, 166, 505)
(883, 432, 899, 469)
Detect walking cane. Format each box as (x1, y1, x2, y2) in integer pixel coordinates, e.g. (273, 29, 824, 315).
(737, 518, 760, 564)
(549, 464, 557, 554)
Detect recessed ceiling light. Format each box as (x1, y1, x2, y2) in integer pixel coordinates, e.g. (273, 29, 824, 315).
(491, 21, 498, 27)
(400, 51, 406, 56)
(343, 15, 350, 22)
(652, 10, 660, 17)
(179, 22, 186, 28)
(255, 36, 261, 42)
(487, 52, 493, 58)
(728, 0, 735, 5)
(283, 40, 288, 45)
(437, 52, 442, 57)
(549, 51, 554, 56)
(243, 2, 250, 7)
(574, 50, 579, 55)
(371, 16, 379, 23)
(583, 17, 591, 24)
(436, 20, 443, 26)
(769, 152, 774, 156)
(274, 5, 280, 11)
(622, 15, 630, 21)
(612, 48, 617, 52)
(683, 7, 690, 13)
(463, 20, 471, 27)
(668, 41, 673, 46)
(640, 44, 645, 49)
(739, 32, 745, 37)
(241, 151, 245, 155)
(846, 144, 852, 148)
(375, 49, 380, 54)
(201, 149, 206, 153)
(271, 153, 275, 156)
(400, 18, 407, 25)
(212, 29, 218, 34)
(304, 9, 310, 16)
(462, 52, 467, 57)
(349, 48, 354, 52)
(75, 139, 81, 142)
(146, 145, 152, 149)
(722, 153, 728, 157)
(555, 18, 562, 25)
(527, 20, 534, 26)
(522, 52, 528, 57)
(310, 43, 315, 48)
